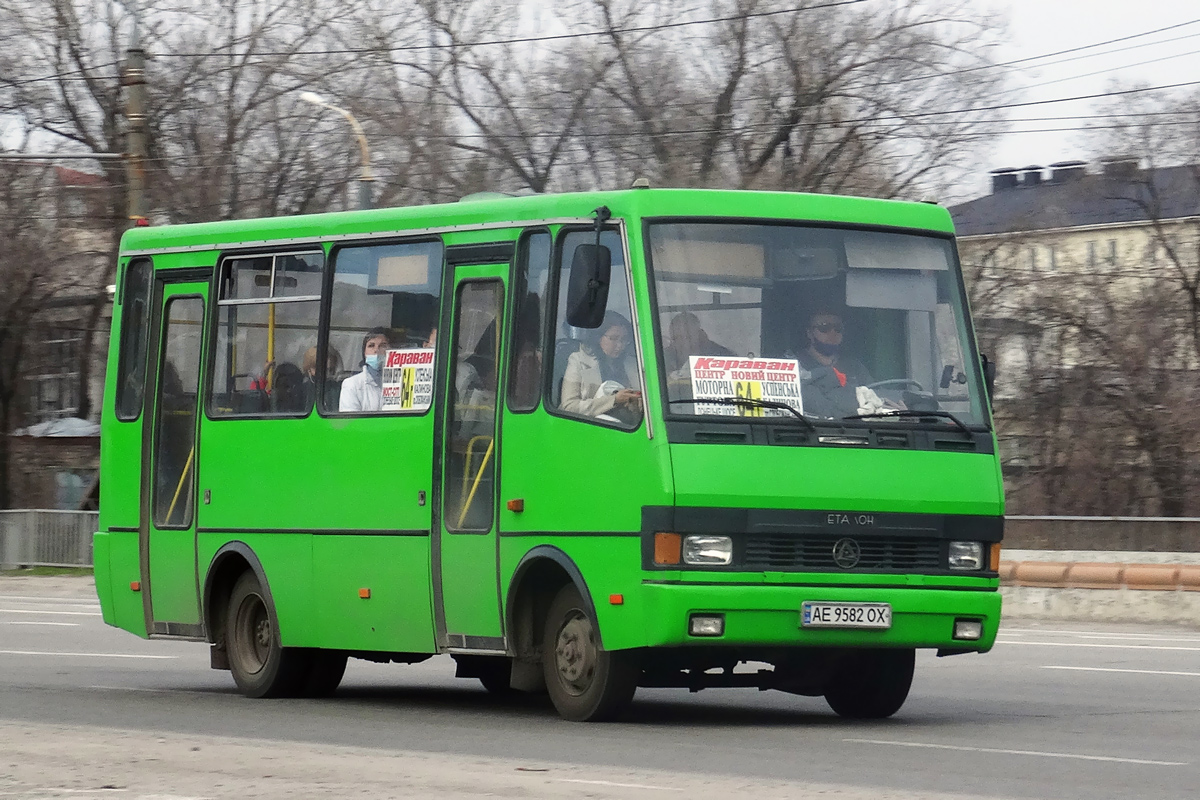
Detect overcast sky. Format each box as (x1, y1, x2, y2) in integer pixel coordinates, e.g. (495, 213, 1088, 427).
(964, 1, 1200, 196)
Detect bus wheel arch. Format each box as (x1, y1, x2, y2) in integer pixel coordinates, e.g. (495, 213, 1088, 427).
(203, 542, 272, 652)
(506, 546, 600, 664)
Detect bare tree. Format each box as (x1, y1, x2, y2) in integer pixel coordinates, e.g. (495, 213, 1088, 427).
(0, 160, 88, 508)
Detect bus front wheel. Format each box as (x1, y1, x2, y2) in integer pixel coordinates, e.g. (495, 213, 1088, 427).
(542, 584, 639, 721)
(226, 571, 309, 698)
(823, 648, 915, 719)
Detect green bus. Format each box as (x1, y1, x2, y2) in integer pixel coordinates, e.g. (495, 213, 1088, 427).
(94, 187, 1003, 721)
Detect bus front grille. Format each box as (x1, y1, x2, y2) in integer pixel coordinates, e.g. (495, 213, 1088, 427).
(742, 534, 943, 572)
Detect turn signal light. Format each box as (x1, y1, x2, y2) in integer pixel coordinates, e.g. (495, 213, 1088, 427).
(654, 532, 682, 565)
(359, 588, 371, 599)
(990, 542, 1002, 571)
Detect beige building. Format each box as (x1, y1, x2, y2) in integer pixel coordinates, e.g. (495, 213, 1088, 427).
(948, 159, 1200, 513)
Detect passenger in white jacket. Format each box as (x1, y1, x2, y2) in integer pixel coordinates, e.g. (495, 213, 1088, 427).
(560, 312, 641, 422)
(339, 328, 391, 413)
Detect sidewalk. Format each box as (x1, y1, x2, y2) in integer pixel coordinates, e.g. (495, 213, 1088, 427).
(0, 573, 97, 598)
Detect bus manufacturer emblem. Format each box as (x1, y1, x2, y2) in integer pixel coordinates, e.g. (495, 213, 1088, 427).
(832, 538, 861, 569)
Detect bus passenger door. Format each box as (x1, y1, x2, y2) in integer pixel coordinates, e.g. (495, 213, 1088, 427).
(435, 268, 506, 650)
(140, 277, 208, 636)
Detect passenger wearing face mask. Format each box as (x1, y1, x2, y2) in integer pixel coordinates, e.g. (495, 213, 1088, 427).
(796, 310, 874, 418)
(338, 327, 392, 413)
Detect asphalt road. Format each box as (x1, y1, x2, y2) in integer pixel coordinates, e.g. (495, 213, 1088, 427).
(1, 577, 1198, 799)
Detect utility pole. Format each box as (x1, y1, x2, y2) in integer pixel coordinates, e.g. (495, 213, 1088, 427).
(122, 7, 148, 227)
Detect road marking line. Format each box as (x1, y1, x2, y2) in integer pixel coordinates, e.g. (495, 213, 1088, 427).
(1043, 665, 1200, 677)
(0, 621, 79, 626)
(0, 595, 99, 603)
(89, 685, 215, 696)
(997, 641, 1200, 652)
(0, 609, 101, 616)
(0, 650, 176, 659)
(844, 738, 1186, 766)
(1002, 630, 1200, 642)
(557, 779, 682, 791)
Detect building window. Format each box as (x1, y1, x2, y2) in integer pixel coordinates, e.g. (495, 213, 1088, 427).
(1087, 241, 1096, 268)
(1107, 239, 1118, 267)
(1048, 245, 1058, 270)
(27, 326, 83, 422)
(1028, 246, 1037, 271)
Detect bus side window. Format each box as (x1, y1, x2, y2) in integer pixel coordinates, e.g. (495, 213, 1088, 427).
(507, 231, 551, 412)
(322, 240, 444, 415)
(548, 230, 643, 429)
(115, 258, 153, 420)
(208, 252, 323, 418)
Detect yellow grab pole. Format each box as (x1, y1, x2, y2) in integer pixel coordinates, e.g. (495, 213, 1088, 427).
(457, 438, 495, 529)
(266, 303, 276, 391)
(165, 447, 195, 523)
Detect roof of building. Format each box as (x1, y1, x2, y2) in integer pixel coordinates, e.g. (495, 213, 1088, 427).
(13, 418, 100, 437)
(54, 166, 106, 188)
(949, 164, 1200, 237)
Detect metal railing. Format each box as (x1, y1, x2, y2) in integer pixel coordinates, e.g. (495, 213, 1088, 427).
(0, 510, 97, 568)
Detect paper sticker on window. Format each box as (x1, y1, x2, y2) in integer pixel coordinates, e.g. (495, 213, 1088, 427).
(688, 356, 803, 416)
(381, 348, 435, 411)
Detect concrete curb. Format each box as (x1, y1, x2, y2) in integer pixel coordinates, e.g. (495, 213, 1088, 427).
(998, 554, 1200, 627)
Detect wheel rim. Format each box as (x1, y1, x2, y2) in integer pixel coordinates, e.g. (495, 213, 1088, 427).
(553, 609, 597, 697)
(232, 591, 271, 676)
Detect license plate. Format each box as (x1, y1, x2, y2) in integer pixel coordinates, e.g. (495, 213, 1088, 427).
(801, 601, 892, 629)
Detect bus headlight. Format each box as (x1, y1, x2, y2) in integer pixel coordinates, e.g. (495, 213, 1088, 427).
(683, 535, 733, 565)
(948, 541, 984, 571)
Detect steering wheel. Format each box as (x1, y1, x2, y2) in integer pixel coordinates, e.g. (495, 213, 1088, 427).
(866, 378, 926, 393)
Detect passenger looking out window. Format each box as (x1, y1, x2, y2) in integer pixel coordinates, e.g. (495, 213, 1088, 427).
(339, 328, 391, 413)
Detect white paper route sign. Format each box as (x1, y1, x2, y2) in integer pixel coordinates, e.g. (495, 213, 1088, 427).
(381, 348, 435, 411)
(687, 355, 804, 416)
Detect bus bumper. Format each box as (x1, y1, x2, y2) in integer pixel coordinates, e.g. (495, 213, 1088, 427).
(633, 582, 1001, 652)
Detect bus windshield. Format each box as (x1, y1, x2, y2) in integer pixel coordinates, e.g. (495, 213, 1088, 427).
(647, 222, 988, 428)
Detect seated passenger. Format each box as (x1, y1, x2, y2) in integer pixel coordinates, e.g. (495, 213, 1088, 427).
(271, 363, 308, 413)
(302, 346, 344, 410)
(339, 327, 391, 413)
(560, 311, 642, 423)
(663, 311, 733, 373)
(797, 310, 875, 418)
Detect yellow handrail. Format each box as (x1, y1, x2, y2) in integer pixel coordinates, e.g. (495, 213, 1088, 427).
(457, 437, 495, 529)
(165, 446, 195, 523)
(461, 434, 493, 497)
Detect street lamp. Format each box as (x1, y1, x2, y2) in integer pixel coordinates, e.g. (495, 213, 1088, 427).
(299, 91, 374, 210)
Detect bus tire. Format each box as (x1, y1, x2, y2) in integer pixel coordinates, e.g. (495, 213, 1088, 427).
(226, 571, 309, 698)
(303, 650, 348, 698)
(823, 648, 915, 719)
(542, 583, 639, 721)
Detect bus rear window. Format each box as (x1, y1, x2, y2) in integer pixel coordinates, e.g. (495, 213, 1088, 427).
(115, 258, 153, 420)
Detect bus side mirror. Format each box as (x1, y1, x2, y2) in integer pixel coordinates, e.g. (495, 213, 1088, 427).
(980, 353, 996, 407)
(565, 244, 612, 329)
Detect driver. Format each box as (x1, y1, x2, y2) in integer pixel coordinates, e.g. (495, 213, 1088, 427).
(797, 310, 875, 418)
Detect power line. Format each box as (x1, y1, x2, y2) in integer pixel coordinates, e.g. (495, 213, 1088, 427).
(154, 0, 870, 58)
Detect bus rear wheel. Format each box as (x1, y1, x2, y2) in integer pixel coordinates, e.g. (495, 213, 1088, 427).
(226, 571, 309, 698)
(823, 648, 915, 719)
(541, 584, 639, 721)
(302, 650, 348, 697)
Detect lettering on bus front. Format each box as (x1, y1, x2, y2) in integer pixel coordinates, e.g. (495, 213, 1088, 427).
(826, 514, 876, 526)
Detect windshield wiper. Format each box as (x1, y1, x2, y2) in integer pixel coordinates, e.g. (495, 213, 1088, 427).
(843, 408, 973, 434)
(669, 397, 816, 432)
